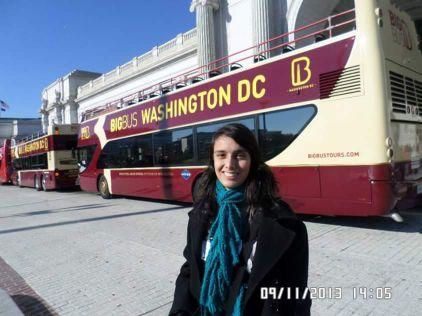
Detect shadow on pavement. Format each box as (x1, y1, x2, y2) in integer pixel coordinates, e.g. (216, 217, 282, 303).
(299, 208, 422, 233)
(12, 294, 56, 316)
(0, 205, 187, 235)
(120, 194, 192, 207)
(0, 203, 115, 219)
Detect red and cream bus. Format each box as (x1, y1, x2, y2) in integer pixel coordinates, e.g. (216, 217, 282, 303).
(77, 0, 421, 219)
(12, 124, 79, 191)
(0, 139, 13, 184)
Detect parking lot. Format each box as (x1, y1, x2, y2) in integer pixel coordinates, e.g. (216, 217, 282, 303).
(0, 185, 421, 315)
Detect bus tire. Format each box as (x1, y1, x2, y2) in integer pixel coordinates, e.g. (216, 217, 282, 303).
(41, 176, 48, 192)
(98, 175, 112, 199)
(35, 176, 41, 191)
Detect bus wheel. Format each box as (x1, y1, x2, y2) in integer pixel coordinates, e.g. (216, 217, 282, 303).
(98, 175, 112, 199)
(41, 176, 48, 192)
(35, 176, 41, 191)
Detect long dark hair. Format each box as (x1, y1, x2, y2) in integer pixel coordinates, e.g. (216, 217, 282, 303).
(193, 123, 279, 222)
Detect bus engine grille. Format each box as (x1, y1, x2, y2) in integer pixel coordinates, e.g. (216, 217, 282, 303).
(319, 65, 362, 99)
(389, 71, 422, 116)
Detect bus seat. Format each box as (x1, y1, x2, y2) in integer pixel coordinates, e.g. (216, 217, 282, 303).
(161, 87, 172, 94)
(209, 71, 221, 78)
(254, 54, 266, 63)
(230, 63, 243, 71)
(149, 92, 160, 98)
(175, 83, 187, 89)
(282, 45, 295, 53)
(314, 33, 327, 43)
(191, 77, 204, 84)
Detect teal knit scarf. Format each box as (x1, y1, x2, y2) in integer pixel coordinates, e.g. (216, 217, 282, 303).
(200, 180, 246, 316)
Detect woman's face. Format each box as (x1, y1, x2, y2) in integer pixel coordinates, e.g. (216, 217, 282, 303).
(213, 135, 251, 189)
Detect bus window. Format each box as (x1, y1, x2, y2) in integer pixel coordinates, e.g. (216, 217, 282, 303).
(153, 128, 194, 166)
(97, 134, 153, 169)
(197, 118, 255, 162)
(97, 141, 119, 169)
(77, 145, 97, 172)
(134, 135, 153, 167)
(36, 153, 48, 169)
(13, 158, 22, 170)
(14, 153, 48, 170)
(65, 139, 78, 149)
(258, 106, 316, 161)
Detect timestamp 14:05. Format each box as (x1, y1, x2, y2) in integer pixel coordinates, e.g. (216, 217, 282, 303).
(352, 287, 392, 299)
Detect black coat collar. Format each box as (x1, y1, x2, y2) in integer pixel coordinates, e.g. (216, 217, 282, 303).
(187, 207, 297, 306)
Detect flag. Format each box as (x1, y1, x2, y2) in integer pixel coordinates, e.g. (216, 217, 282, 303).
(0, 100, 10, 111)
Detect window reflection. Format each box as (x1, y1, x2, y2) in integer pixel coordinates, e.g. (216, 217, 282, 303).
(13, 153, 48, 170)
(197, 118, 254, 162)
(259, 106, 316, 161)
(154, 129, 194, 165)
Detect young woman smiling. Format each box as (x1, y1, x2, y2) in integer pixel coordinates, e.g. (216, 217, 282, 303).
(170, 123, 311, 316)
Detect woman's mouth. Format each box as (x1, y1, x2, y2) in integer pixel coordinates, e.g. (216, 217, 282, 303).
(223, 171, 238, 178)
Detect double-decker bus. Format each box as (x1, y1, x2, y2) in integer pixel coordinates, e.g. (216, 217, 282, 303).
(0, 139, 13, 184)
(77, 0, 422, 219)
(12, 124, 79, 191)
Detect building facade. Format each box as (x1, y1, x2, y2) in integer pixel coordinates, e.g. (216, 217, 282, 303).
(76, 29, 198, 119)
(40, 70, 101, 132)
(0, 118, 42, 144)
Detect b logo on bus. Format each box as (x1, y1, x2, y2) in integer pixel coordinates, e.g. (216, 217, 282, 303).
(291, 56, 312, 87)
(81, 126, 90, 140)
(181, 169, 191, 180)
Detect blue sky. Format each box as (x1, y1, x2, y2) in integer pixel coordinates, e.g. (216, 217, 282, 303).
(0, 0, 195, 118)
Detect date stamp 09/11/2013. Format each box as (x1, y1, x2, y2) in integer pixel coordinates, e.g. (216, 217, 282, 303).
(260, 287, 393, 300)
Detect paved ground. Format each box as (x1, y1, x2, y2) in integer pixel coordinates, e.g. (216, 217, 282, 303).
(0, 185, 421, 315)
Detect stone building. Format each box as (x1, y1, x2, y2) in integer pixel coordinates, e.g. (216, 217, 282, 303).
(0, 118, 41, 144)
(40, 70, 101, 132)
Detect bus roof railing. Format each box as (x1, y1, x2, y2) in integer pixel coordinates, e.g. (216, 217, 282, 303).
(81, 8, 356, 122)
(15, 130, 47, 144)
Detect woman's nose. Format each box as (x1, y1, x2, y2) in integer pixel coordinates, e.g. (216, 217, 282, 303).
(225, 155, 236, 169)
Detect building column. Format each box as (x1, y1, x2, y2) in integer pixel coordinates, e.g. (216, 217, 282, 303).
(190, 0, 220, 75)
(40, 110, 49, 133)
(253, 0, 272, 58)
(55, 104, 63, 124)
(68, 101, 78, 124)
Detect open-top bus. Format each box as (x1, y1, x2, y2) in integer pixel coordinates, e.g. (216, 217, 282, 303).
(77, 0, 421, 219)
(12, 124, 79, 191)
(0, 139, 12, 184)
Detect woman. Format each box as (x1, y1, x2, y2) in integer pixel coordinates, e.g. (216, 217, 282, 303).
(170, 123, 311, 315)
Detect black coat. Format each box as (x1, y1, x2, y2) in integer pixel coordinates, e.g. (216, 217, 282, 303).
(170, 202, 311, 316)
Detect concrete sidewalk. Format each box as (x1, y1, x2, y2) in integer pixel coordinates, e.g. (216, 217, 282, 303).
(0, 185, 421, 315)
